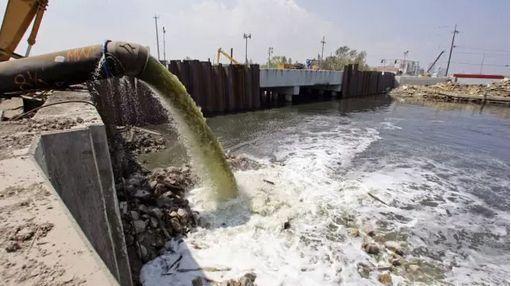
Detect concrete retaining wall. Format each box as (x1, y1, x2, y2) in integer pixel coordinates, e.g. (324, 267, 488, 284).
(33, 91, 133, 286)
(395, 76, 449, 86)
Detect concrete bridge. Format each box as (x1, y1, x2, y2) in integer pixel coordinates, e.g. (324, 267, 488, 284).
(260, 68, 343, 101)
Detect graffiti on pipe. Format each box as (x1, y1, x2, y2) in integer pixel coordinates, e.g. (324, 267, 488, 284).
(14, 71, 49, 91)
(66, 46, 97, 62)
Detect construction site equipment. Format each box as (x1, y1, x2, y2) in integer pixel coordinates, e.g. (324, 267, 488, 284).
(0, 41, 149, 95)
(427, 50, 445, 74)
(216, 48, 240, 65)
(277, 63, 305, 69)
(0, 0, 48, 61)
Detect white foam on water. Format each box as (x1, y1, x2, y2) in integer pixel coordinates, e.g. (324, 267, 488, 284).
(141, 114, 509, 285)
(141, 121, 387, 285)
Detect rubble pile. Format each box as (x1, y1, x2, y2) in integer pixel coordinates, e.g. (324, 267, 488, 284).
(117, 166, 198, 270)
(390, 78, 510, 104)
(226, 153, 261, 170)
(120, 126, 166, 154)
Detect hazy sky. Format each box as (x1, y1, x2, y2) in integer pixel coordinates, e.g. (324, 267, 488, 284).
(3, 0, 509, 74)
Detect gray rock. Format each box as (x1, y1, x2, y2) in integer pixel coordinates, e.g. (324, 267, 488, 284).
(138, 204, 149, 214)
(169, 218, 182, 233)
(362, 242, 380, 255)
(133, 220, 147, 233)
(192, 276, 203, 286)
(150, 217, 158, 228)
(139, 244, 148, 259)
(156, 197, 173, 208)
(151, 208, 163, 219)
(133, 189, 151, 199)
(378, 271, 392, 285)
(119, 201, 128, 215)
(240, 272, 257, 286)
(391, 258, 401, 266)
(130, 211, 140, 220)
(384, 241, 404, 256)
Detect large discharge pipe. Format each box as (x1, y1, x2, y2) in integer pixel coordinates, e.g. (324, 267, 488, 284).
(0, 41, 149, 95)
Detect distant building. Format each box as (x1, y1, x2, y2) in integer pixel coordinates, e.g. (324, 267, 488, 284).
(373, 59, 421, 76)
(373, 65, 400, 73)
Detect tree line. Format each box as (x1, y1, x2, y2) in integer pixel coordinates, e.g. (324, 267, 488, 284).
(264, 45, 368, 70)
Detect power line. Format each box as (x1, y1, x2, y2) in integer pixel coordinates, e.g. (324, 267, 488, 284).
(455, 46, 509, 53)
(454, 51, 509, 56)
(439, 61, 509, 67)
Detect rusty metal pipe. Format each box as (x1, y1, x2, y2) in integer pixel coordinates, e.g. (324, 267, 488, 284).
(0, 41, 149, 95)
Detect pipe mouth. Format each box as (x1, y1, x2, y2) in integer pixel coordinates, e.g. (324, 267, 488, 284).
(102, 41, 149, 78)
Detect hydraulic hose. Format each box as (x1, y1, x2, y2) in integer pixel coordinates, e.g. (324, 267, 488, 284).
(0, 41, 149, 95)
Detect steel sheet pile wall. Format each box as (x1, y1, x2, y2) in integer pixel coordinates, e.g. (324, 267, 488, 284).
(342, 64, 395, 98)
(168, 60, 260, 116)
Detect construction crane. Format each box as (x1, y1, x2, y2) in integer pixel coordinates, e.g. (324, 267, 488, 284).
(427, 50, 445, 74)
(0, 0, 48, 61)
(216, 48, 240, 65)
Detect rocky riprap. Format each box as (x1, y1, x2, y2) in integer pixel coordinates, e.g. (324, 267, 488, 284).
(106, 119, 262, 285)
(119, 126, 166, 154)
(117, 166, 198, 280)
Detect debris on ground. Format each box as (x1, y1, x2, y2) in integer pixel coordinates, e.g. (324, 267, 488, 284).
(390, 78, 510, 104)
(226, 153, 261, 170)
(119, 126, 166, 154)
(214, 272, 257, 286)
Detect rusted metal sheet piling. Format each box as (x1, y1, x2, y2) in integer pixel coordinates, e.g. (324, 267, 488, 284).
(341, 64, 395, 98)
(167, 60, 260, 116)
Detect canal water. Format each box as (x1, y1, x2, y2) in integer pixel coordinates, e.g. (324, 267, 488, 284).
(140, 97, 510, 285)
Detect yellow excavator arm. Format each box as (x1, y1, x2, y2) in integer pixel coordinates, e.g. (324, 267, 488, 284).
(216, 48, 240, 65)
(0, 0, 48, 61)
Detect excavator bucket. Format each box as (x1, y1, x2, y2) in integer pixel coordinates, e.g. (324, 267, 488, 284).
(0, 0, 47, 61)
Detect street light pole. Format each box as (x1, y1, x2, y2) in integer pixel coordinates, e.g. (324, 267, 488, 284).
(243, 33, 251, 65)
(153, 15, 160, 61)
(320, 36, 326, 68)
(162, 26, 167, 63)
(268, 47, 273, 68)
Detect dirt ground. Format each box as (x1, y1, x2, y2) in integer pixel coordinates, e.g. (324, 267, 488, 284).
(0, 91, 117, 285)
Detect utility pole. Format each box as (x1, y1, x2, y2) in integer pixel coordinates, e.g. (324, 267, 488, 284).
(243, 33, 251, 65)
(479, 53, 485, 74)
(162, 26, 167, 63)
(320, 36, 326, 68)
(268, 47, 273, 68)
(153, 15, 160, 61)
(445, 24, 459, 76)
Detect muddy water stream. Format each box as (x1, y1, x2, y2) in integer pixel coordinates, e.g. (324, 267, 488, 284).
(140, 97, 509, 285)
(138, 57, 237, 200)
